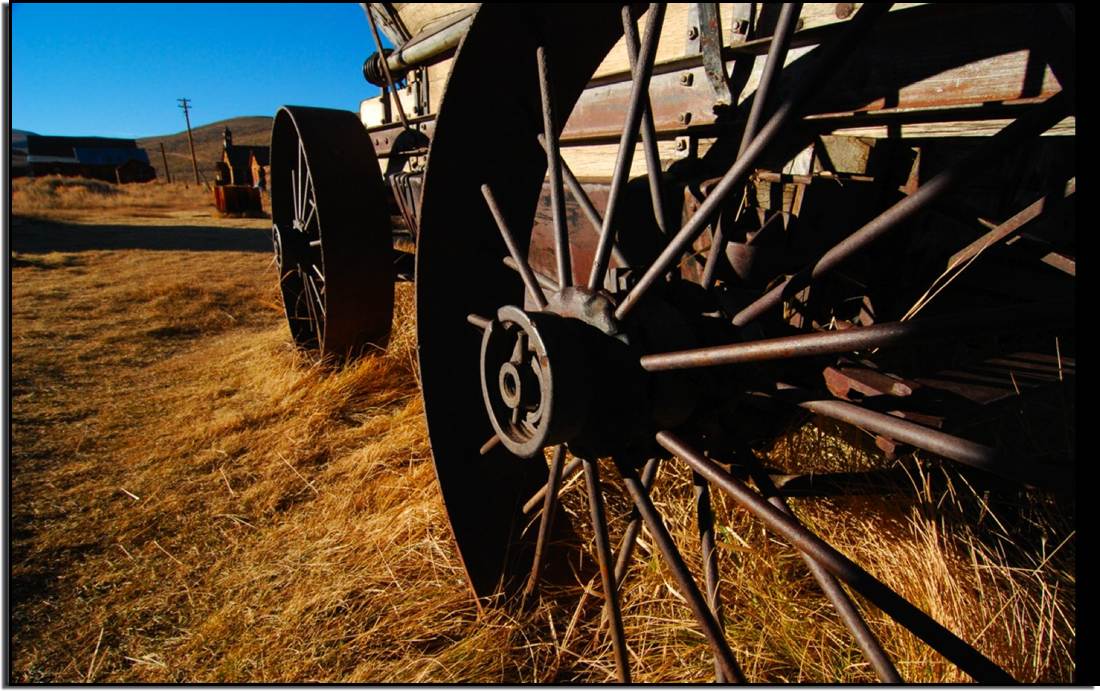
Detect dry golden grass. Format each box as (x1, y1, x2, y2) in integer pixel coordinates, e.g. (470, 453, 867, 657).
(10, 178, 1075, 682)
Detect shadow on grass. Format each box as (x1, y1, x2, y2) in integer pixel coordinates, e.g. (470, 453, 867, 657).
(10, 215, 272, 254)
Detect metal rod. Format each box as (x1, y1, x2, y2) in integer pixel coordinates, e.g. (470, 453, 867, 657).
(616, 460, 747, 683)
(615, 4, 892, 322)
(385, 12, 473, 73)
(612, 457, 660, 586)
(773, 382, 1002, 475)
(537, 46, 572, 288)
(657, 430, 1015, 684)
(588, 3, 666, 290)
(701, 2, 802, 290)
(693, 472, 725, 683)
(947, 177, 1075, 270)
(621, 6, 668, 237)
(731, 90, 1070, 326)
(537, 135, 630, 269)
(526, 444, 568, 595)
(641, 301, 1073, 371)
(743, 455, 902, 682)
(482, 183, 549, 309)
(365, 3, 411, 130)
(478, 434, 500, 456)
(502, 256, 557, 292)
(523, 457, 583, 514)
(582, 457, 631, 682)
(467, 313, 491, 331)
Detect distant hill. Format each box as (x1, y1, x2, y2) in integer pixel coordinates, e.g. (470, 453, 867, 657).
(137, 116, 272, 184)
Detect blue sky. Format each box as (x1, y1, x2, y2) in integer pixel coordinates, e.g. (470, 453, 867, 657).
(12, 3, 385, 138)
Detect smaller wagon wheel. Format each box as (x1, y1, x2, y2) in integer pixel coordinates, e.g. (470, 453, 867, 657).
(270, 105, 394, 359)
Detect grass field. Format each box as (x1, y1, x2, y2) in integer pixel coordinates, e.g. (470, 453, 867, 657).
(9, 177, 1075, 682)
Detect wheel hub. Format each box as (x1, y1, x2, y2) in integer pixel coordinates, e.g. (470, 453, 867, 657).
(480, 288, 687, 459)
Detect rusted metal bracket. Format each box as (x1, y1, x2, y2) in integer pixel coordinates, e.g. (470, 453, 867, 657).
(696, 3, 734, 107)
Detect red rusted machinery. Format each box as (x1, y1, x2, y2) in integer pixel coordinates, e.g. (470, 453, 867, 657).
(269, 4, 1075, 682)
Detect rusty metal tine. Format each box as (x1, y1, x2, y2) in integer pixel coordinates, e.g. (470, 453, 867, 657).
(525, 445, 568, 595)
(614, 4, 891, 322)
(693, 472, 725, 682)
(589, 3, 666, 291)
(641, 301, 1074, 371)
(731, 91, 1070, 327)
(701, 2, 802, 290)
(742, 454, 901, 682)
(582, 458, 631, 682)
(537, 46, 572, 288)
(657, 430, 1015, 684)
(621, 6, 668, 237)
(481, 183, 550, 309)
(616, 459, 746, 683)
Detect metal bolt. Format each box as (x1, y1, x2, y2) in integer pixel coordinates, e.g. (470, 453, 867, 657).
(835, 3, 855, 19)
(687, 26, 699, 40)
(678, 112, 692, 125)
(676, 139, 688, 151)
(680, 73, 694, 86)
(732, 19, 749, 34)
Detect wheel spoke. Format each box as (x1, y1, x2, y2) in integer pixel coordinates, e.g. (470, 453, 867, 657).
(656, 430, 1015, 684)
(525, 444, 568, 595)
(536, 45, 572, 288)
(481, 183, 550, 309)
(620, 6, 668, 237)
(731, 91, 1071, 327)
(613, 4, 892, 322)
(502, 255, 557, 292)
(611, 457, 660, 587)
(582, 457, 631, 682)
(615, 459, 747, 683)
(742, 454, 902, 683)
(536, 135, 629, 269)
(467, 313, 492, 331)
(523, 457, 583, 514)
(588, 3, 666, 290)
(701, 2, 802, 289)
(640, 301, 1073, 371)
(693, 472, 725, 683)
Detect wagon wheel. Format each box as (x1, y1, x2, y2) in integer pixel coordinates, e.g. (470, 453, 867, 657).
(270, 105, 394, 359)
(416, 4, 1073, 683)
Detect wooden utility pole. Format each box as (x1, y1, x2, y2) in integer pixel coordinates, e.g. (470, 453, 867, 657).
(177, 98, 200, 184)
(159, 142, 172, 183)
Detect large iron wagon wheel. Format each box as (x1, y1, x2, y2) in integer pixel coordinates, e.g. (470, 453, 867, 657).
(270, 105, 394, 359)
(416, 4, 1073, 683)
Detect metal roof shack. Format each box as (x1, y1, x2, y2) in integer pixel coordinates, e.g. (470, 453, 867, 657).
(24, 135, 156, 183)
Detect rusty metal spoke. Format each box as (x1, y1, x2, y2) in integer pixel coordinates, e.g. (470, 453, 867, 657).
(503, 255, 557, 292)
(525, 444, 568, 595)
(612, 457, 660, 587)
(482, 183, 550, 309)
(640, 301, 1073, 371)
(701, 2, 802, 290)
(693, 472, 726, 682)
(621, 5, 668, 237)
(582, 457, 631, 682)
(466, 313, 491, 331)
(537, 45, 572, 288)
(588, 3, 666, 291)
(657, 430, 1015, 684)
(614, 4, 892, 322)
(616, 459, 747, 683)
(742, 455, 901, 683)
